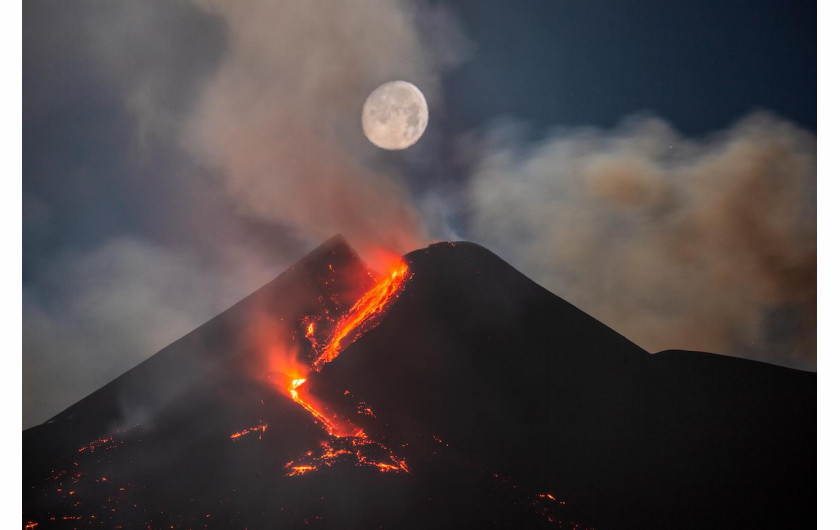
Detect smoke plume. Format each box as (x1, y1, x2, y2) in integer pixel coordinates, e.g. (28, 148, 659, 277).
(466, 112, 816, 369)
(185, 0, 468, 269)
(23, 0, 467, 427)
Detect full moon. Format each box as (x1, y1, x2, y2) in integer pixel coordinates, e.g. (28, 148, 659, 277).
(361, 80, 428, 150)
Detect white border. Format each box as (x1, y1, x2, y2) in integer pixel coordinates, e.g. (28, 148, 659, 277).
(7, 0, 23, 523)
(817, 0, 834, 527)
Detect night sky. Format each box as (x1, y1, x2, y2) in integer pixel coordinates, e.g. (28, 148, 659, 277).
(442, 0, 815, 134)
(22, 0, 816, 427)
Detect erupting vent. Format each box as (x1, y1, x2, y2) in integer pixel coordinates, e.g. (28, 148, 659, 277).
(270, 259, 412, 476)
(23, 239, 815, 529)
(313, 262, 410, 370)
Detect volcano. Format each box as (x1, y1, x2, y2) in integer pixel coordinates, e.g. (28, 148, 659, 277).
(23, 237, 815, 529)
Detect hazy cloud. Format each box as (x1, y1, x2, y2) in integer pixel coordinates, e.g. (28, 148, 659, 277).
(185, 0, 469, 268)
(466, 112, 816, 369)
(23, 0, 469, 426)
(22, 237, 282, 426)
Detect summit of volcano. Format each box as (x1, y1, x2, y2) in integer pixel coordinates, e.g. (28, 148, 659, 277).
(23, 237, 814, 529)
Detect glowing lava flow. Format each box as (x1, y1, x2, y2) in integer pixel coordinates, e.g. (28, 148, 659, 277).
(313, 262, 409, 370)
(289, 377, 336, 434)
(287, 378, 363, 438)
(279, 260, 412, 476)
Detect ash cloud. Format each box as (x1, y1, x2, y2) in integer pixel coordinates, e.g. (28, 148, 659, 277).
(23, 0, 467, 427)
(184, 0, 469, 269)
(465, 112, 816, 369)
(22, 238, 273, 427)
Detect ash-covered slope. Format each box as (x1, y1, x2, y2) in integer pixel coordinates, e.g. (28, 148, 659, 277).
(23, 238, 815, 529)
(317, 241, 815, 529)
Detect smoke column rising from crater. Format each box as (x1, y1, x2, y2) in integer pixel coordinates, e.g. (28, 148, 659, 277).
(185, 0, 469, 271)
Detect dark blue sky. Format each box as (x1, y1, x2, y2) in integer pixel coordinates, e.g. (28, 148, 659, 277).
(441, 0, 815, 135)
(23, 0, 816, 280)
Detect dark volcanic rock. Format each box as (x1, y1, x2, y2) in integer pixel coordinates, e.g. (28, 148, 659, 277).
(23, 239, 815, 529)
(318, 241, 815, 529)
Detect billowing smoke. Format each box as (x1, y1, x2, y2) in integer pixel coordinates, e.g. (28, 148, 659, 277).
(21, 238, 275, 427)
(465, 112, 816, 369)
(23, 0, 467, 427)
(185, 0, 468, 270)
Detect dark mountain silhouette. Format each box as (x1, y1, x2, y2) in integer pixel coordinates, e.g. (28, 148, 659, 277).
(23, 237, 815, 529)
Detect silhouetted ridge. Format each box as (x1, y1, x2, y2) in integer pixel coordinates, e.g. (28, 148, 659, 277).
(24, 238, 815, 529)
(316, 241, 815, 529)
(44, 235, 367, 426)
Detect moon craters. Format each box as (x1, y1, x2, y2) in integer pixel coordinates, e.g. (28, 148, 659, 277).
(362, 81, 428, 150)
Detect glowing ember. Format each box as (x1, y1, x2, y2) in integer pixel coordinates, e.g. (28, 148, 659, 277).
(283, 437, 409, 477)
(77, 436, 117, 454)
(357, 402, 376, 417)
(287, 465, 317, 477)
(229, 424, 268, 440)
(286, 377, 364, 438)
(313, 262, 409, 370)
(303, 320, 318, 350)
(267, 260, 412, 477)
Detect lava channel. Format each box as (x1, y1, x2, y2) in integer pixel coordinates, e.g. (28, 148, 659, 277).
(278, 259, 412, 476)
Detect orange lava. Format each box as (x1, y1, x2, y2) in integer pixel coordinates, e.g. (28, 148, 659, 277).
(269, 260, 412, 477)
(229, 424, 268, 440)
(538, 493, 562, 503)
(276, 260, 410, 440)
(287, 378, 364, 438)
(313, 262, 409, 370)
(283, 437, 409, 477)
(286, 465, 317, 477)
(77, 436, 117, 454)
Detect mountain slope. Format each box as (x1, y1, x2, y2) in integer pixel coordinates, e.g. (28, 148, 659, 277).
(316, 241, 815, 528)
(23, 239, 815, 529)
